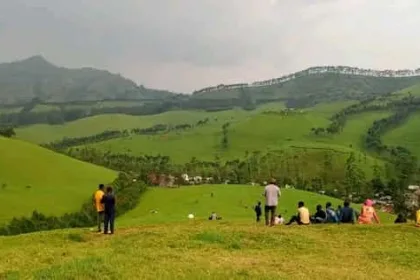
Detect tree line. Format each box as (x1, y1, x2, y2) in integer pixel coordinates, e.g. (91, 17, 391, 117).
(43, 119, 210, 150)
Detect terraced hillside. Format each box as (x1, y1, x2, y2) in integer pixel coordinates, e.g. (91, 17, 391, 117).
(0, 137, 116, 224)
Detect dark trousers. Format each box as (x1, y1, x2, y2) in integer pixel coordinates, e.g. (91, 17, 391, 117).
(264, 205, 276, 226)
(286, 215, 309, 225)
(97, 211, 104, 231)
(104, 211, 115, 234)
(256, 213, 262, 222)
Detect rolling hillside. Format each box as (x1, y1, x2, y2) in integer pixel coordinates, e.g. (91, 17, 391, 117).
(0, 137, 116, 224)
(0, 56, 176, 104)
(119, 185, 394, 226)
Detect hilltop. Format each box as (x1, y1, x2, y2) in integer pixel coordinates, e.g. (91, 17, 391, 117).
(0, 56, 177, 105)
(0, 137, 116, 224)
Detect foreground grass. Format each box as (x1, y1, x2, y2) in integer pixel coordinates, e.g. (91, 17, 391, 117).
(1, 222, 419, 279)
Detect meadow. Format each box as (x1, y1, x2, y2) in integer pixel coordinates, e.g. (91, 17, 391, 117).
(0, 184, 407, 280)
(0, 137, 116, 224)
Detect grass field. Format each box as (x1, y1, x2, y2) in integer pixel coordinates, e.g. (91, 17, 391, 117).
(1, 221, 416, 279)
(0, 184, 407, 280)
(383, 112, 420, 159)
(0, 137, 117, 224)
(119, 185, 393, 226)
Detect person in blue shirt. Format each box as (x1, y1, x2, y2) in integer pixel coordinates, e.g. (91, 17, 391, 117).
(101, 186, 116, 234)
(325, 202, 338, 223)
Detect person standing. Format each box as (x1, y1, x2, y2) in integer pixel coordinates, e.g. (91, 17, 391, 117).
(263, 179, 281, 226)
(93, 184, 105, 232)
(101, 186, 116, 234)
(254, 201, 262, 222)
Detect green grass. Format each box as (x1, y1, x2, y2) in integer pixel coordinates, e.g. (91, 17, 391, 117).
(30, 104, 60, 112)
(383, 112, 420, 159)
(1, 221, 418, 279)
(0, 137, 116, 224)
(0, 106, 22, 114)
(16, 108, 253, 144)
(119, 185, 393, 226)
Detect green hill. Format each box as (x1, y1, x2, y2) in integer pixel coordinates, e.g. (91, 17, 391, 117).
(119, 185, 393, 226)
(193, 72, 420, 105)
(0, 56, 176, 105)
(0, 137, 116, 224)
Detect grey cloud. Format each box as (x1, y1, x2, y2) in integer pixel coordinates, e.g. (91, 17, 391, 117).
(1, 0, 420, 92)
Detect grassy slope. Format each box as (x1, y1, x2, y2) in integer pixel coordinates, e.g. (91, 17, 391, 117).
(119, 185, 393, 226)
(0, 185, 404, 279)
(16, 109, 250, 144)
(0, 137, 116, 224)
(83, 102, 383, 179)
(2, 224, 420, 280)
(383, 112, 420, 159)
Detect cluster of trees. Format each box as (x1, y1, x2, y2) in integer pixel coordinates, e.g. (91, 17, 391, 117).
(62, 147, 391, 201)
(0, 173, 147, 236)
(44, 120, 210, 150)
(0, 126, 15, 138)
(221, 122, 230, 149)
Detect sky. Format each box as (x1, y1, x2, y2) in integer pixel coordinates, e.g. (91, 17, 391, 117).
(1, 0, 419, 93)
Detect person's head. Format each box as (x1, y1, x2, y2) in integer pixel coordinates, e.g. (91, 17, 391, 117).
(257, 201, 261, 206)
(338, 205, 342, 209)
(364, 199, 374, 207)
(99, 184, 104, 190)
(397, 213, 404, 218)
(326, 202, 332, 208)
(298, 201, 304, 208)
(269, 178, 276, 185)
(316, 204, 322, 211)
(106, 186, 113, 193)
(344, 200, 350, 207)
(278, 215, 282, 218)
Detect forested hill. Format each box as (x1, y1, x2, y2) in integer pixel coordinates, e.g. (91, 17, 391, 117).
(0, 56, 177, 105)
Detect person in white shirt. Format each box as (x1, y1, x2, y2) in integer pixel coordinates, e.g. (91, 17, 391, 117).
(263, 179, 281, 226)
(274, 215, 284, 225)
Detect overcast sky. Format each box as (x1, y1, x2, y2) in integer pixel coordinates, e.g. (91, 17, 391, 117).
(1, 0, 419, 93)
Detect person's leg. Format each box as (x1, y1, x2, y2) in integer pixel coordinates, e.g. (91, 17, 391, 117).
(110, 211, 115, 234)
(97, 211, 103, 232)
(264, 206, 270, 226)
(270, 206, 276, 226)
(286, 215, 298, 225)
(104, 212, 109, 234)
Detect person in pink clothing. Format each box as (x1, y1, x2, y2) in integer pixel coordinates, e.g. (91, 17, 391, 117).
(358, 199, 380, 224)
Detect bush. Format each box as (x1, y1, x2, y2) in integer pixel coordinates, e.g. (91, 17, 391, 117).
(0, 173, 147, 236)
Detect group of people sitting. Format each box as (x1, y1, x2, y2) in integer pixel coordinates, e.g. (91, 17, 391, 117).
(258, 179, 420, 227)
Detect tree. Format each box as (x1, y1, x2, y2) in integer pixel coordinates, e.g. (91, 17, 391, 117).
(0, 127, 15, 138)
(344, 152, 366, 199)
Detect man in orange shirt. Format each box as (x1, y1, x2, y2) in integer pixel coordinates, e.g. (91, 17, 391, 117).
(93, 184, 105, 232)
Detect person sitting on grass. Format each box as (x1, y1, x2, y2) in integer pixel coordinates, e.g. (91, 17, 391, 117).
(311, 204, 326, 224)
(274, 214, 284, 225)
(101, 186, 116, 234)
(339, 200, 355, 224)
(286, 201, 310, 225)
(358, 199, 380, 224)
(325, 202, 338, 223)
(254, 201, 262, 222)
(209, 212, 222, 220)
(394, 213, 407, 224)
